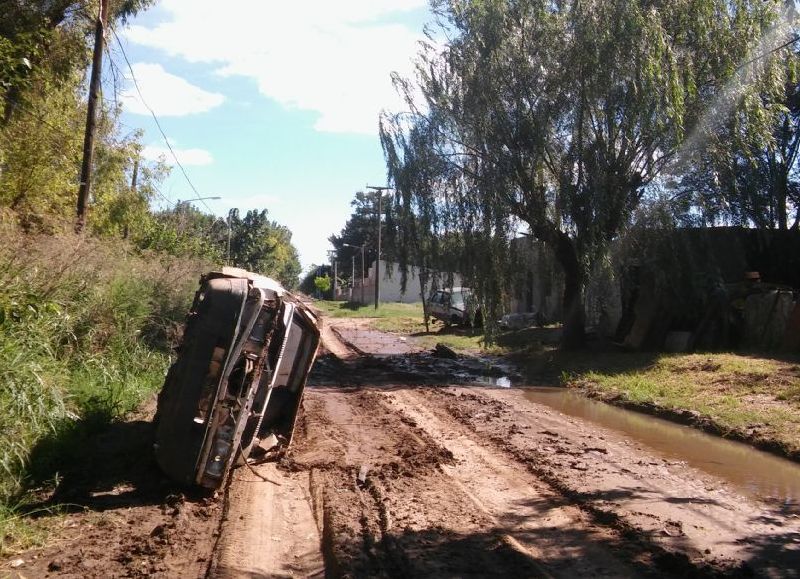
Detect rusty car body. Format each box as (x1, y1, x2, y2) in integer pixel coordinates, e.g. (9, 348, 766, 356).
(153, 267, 320, 489)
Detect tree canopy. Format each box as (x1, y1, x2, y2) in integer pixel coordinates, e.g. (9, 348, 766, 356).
(382, 0, 798, 347)
(0, 1, 302, 289)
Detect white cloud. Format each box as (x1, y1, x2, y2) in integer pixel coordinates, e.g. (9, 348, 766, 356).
(121, 62, 225, 116)
(142, 144, 214, 166)
(123, 1, 428, 134)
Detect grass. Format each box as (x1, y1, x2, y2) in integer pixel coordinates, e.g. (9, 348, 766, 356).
(314, 300, 425, 322)
(565, 352, 800, 457)
(0, 227, 208, 555)
(314, 299, 497, 354)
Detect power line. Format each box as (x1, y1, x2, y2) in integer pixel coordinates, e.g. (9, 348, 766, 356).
(736, 34, 800, 72)
(149, 181, 176, 208)
(109, 26, 213, 213)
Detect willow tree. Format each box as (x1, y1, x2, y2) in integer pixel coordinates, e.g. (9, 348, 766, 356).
(382, 0, 791, 348)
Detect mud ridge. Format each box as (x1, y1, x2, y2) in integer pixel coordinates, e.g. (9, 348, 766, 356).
(204, 470, 236, 578)
(427, 387, 749, 578)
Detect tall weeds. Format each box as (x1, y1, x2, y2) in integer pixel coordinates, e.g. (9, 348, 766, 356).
(0, 225, 209, 510)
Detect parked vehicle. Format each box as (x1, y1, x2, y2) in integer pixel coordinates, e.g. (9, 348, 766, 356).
(428, 287, 482, 327)
(153, 268, 320, 490)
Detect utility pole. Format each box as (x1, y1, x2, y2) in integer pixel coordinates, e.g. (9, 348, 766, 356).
(227, 208, 236, 266)
(367, 185, 390, 309)
(361, 243, 365, 305)
(123, 157, 139, 239)
(332, 257, 338, 301)
(75, 0, 109, 233)
(350, 254, 355, 301)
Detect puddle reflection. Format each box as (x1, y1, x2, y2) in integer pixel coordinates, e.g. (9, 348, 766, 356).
(521, 386, 800, 508)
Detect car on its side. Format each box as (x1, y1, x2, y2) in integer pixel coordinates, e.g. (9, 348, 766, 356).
(153, 267, 320, 490)
(428, 287, 482, 327)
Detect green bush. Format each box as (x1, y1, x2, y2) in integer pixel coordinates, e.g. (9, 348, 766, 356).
(0, 226, 208, 511)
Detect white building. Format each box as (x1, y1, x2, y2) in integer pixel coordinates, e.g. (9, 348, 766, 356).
(340, 259, 462, 304)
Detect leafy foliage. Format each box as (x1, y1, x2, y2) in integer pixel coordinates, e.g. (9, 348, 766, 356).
(0, 226, 207, 512)
(228, 209, 302, 288)
(314, 274, 331, 295)
(382, 0, 796, 348)
(328, 190, 390, 285)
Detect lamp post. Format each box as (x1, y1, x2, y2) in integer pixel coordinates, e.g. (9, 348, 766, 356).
(342, 242, 365, 305)
(225, 208, 239, 266)
(366, 185, 390, 310)
(186, 196, 222, 203)
(178, 195, 222, 240)
(348, 254, 355, 301)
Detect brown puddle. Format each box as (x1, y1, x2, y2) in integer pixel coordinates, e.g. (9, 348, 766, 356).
(521, 386, 800, 508)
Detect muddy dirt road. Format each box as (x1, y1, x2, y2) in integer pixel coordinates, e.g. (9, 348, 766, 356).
(5, 316, 799, 578)
(210, 317, 799, 578)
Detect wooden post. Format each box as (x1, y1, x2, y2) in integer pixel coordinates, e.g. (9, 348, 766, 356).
(75, 0, 109, 233)
(123, 157, 138, 239)
(375, 192, 381, 309)
(333, 259, 338, 300)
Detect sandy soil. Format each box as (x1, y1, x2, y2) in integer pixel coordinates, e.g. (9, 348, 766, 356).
(4, 316, 799, 578)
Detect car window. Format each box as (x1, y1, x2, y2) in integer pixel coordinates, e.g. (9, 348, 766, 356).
(450, 291, 464, 309)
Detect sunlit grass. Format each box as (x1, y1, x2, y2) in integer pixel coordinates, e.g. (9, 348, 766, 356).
(0, 228, 206, 552)
(314, 300, 425, 320)
(567, 352, 800, 454)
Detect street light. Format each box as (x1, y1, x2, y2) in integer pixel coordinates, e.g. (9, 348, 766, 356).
(186, 196, 222, 203)
(366, 185, 390, 310)
(342, 242, 365, 305)
(177, 196, 223, 237)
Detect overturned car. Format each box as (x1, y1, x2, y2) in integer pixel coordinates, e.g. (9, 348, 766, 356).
(154, 268, 320, 489)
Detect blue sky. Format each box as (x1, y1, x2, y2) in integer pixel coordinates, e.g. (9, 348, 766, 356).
(111, 0, 433, 273)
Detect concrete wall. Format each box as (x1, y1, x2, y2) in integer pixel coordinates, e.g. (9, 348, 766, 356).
(348, 260, 462, 304)
(508, 237, 564, 323)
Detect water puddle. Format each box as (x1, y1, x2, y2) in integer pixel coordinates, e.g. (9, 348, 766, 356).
(522, 386, 800, 508)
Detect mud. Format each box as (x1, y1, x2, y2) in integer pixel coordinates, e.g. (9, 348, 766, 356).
(5, 316, 800, 577)
(1, 401, 223, 578)
(523, 386, 800, 506)
(299, 318, 800, 577)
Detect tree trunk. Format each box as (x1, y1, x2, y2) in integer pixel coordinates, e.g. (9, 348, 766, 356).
(555, 233, 585, 350)
(531, 223, 586, 349)
(776, 175, 788, 230)
(419, 266, 430, 333)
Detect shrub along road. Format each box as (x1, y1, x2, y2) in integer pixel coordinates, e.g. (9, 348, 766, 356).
(3, 315, 799, 577)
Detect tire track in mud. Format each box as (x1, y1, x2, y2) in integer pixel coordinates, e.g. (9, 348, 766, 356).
(289, 386, 552, 578)
(378, 388, 653, 577)
(418, 386, 800, 578)
(210, 464, 324, 578)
